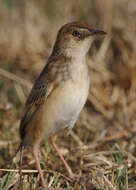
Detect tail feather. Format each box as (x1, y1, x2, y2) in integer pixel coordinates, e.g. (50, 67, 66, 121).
(13, 142, 24, 163)
(13, 142, 24, 189)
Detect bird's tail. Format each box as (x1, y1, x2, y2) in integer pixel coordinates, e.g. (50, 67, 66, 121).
(13, 142, 23, 163)
(13, 142, 24, 189)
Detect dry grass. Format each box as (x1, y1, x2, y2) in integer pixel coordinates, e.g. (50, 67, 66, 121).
(0, 0, 136, 189)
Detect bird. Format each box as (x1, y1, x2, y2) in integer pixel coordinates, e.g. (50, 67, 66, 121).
(18, 21, 106, 187)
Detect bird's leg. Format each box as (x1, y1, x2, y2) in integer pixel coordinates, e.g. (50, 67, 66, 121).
(50, 136, 79, 180)
(32, 148, 46, 187)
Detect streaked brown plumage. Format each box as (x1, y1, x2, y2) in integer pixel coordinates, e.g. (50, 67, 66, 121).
(19, 21, 106, 187)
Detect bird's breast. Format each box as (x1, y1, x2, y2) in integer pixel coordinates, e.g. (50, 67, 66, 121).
(42, 62, 90, 137)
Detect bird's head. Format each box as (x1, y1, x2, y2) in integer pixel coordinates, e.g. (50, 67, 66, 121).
(52, 21, 106, 58)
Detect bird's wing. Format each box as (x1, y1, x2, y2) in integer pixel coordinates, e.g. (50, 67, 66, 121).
(19, 61, 57, 138)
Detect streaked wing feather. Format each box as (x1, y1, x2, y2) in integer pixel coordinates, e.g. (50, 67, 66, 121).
(20, 62, 54, 137)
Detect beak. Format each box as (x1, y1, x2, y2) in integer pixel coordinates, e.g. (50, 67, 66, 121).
(91, 29, 106, 35)
(81, 29, 106, 39)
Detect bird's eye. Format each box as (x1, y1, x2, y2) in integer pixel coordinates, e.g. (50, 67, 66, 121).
(72, 30, 80, 37)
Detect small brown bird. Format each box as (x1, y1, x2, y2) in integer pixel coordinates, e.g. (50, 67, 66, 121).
(19, 21, 106, 186)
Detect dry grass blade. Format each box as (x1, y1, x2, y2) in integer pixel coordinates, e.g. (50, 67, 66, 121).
(0, 169, 72, 181)
(96, 36, 111, 63)
(0, 68, 32, 90)
(14, 83, 26, 104)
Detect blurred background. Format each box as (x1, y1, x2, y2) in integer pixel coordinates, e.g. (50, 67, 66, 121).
(0, 0, 136, 189)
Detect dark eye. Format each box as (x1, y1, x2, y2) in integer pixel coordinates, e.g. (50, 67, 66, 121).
(72, 30, 80, 37)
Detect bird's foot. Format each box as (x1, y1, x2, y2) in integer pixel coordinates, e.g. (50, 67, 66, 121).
(69, 172, 84, 182)
(69, 173, 91, 185)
